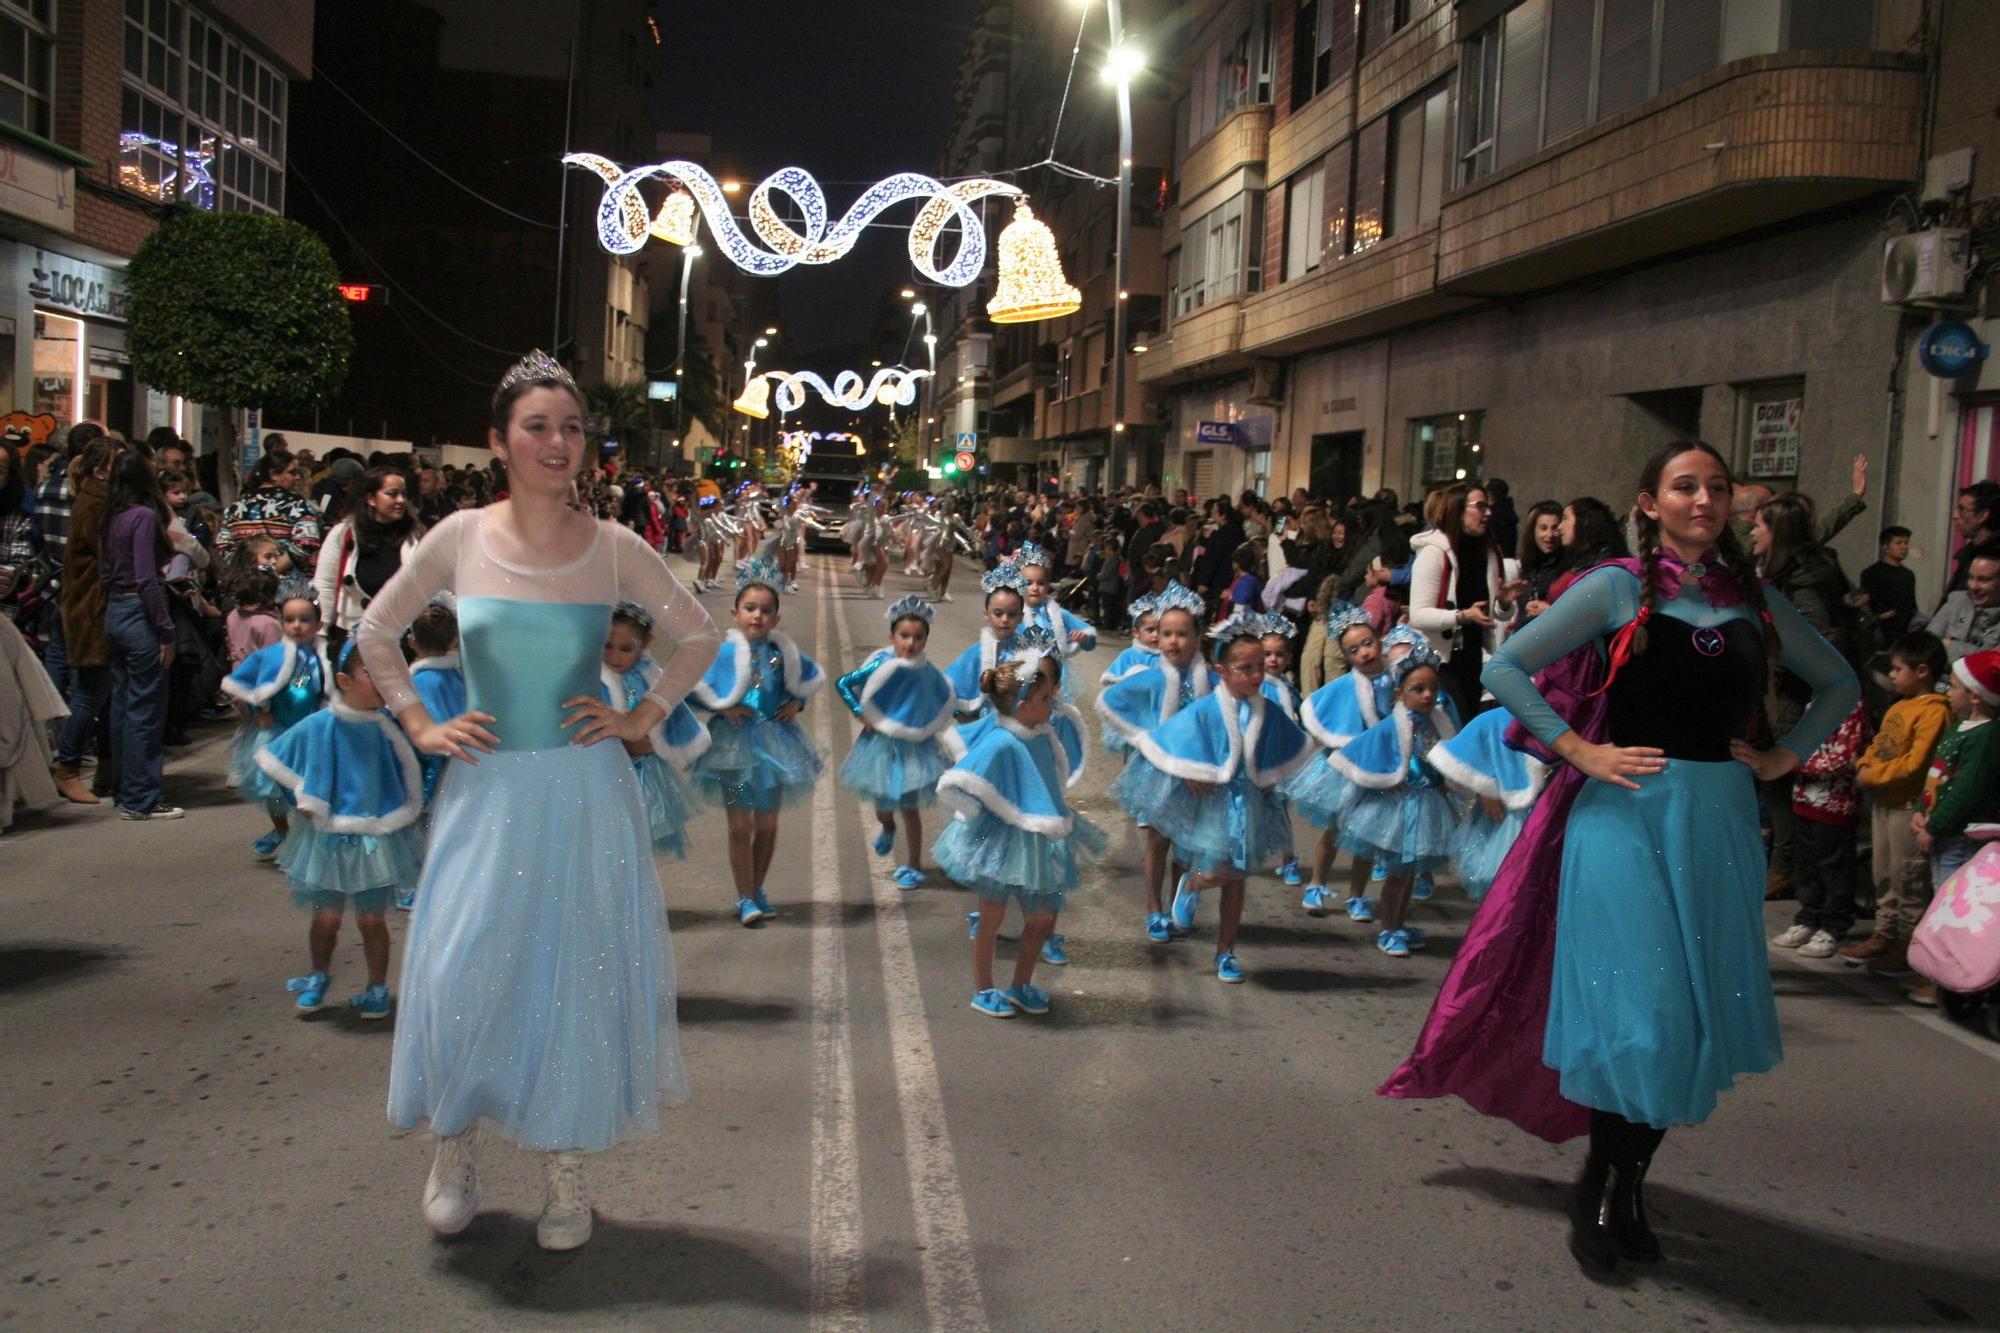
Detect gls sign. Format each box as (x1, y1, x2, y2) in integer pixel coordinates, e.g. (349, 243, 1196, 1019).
(28, 249, 128, 323)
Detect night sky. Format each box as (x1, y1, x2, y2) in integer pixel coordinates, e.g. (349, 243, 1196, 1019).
(648, 1, 984, 355)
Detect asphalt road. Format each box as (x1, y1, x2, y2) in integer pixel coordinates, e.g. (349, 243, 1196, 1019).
(5, 554, 1999, 1331)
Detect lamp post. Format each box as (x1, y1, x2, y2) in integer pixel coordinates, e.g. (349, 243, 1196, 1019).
(1104, 8, 1139, 492)
(675, 242, 701, 473)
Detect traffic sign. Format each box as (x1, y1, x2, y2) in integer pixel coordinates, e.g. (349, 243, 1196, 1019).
(955, 431, 977, 450)
(954, 449, 977, 473)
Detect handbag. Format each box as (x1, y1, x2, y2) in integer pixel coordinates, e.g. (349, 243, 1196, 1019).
(1909, 840, 2000, 994)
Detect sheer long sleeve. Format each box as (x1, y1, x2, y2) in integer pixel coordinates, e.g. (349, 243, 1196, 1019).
(1765, 585, 1860, 762)
(608, 524, 720, 712)
(1481, 565, 1636, 747)
(355, 512, 465, 716)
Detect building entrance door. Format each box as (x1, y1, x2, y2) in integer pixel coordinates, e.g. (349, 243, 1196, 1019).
(1309, 430, 1364, 506)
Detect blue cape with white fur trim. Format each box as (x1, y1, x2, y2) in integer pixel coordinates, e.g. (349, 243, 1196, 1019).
(222, 638, 330, 715)
(946, 700, 1087, 788)
(690, 629, 824, 711)
(1260, 675, 1300, 723)
(1426, 706, 1550, 808)
(1094, 659, 1217, 743)
(1298, 667, 1392, 749)
(254, 702, 422, 834)
(1021, 599, 1096, 656)
(1327, 703, 1458, 790)
(942, 629, 1016, 715)
(1100, 644, 1160, 685)
(605, 660, 712, 766)
(1127, 691, 1313, 790)
(836, 650, 958, 740)
(937, 714, 1078, 835)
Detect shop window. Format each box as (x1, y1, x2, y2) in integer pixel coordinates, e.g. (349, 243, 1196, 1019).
(1736, 379, 1805, 487)
(32, 311, 82, 432)
(1411, 411, 1484, 489)
(1185, 449, 1217, 497)
(1247, 446, 1271, 499)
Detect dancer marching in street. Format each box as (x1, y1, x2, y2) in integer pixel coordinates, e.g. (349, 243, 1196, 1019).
(836, 594, 958, 888)
(221, 577, 329, 860)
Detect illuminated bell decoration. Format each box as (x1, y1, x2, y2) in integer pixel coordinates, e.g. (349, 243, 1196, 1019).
(987, 203, 1080, 324)
(653, 190, 697, 246)
(732, 375, 772, 420)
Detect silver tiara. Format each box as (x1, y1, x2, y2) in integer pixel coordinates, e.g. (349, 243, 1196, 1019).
(614, 600, 655, 633)
(981, 561, 1027, 595)
(1127, 593, 1158, 618)
(1154, 580, 1205, 618)
(1258, 612, 1296, 639)
(275, 575, 315, 606)
(1207, 605, 1262, 642)
(497, 349, 578, 396)
(736, 554, 784, 595)
(886, 593, 934, 624)
(1015, 541, 1051, 570)
(1326, 606, 1373, 640)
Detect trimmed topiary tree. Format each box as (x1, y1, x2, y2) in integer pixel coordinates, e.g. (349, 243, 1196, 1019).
(127, 211, 353, 495)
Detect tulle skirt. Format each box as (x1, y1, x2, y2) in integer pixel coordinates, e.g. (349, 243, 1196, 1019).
(691, 715, 823, 812)
(1281, 751, 1354, 828)
(277, 819, 423, 907)
(634, 752, 700, 856)
(1545, 759, 1778, 1129)
(933, 808, 1107, 910)
(838, 729, 950, 810)
(388, 742, 685, 1152)
(228, 723, 287, 803)
(1452, 805, 1530, 900)
(1112, 758, 1292, 875)
(1335, 782, 1456, 872)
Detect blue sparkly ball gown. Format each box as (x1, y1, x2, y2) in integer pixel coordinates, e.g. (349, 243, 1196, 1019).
(358, 510, 721, 1153)
(222, 638, 329, 806)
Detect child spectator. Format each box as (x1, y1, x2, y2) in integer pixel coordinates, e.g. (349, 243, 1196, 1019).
(1092, 532, 1126, 631)
(225, 566, 283, 667)
(1219, 541, 1263, 619)
(1769, 701, 1872, 958)
(1910, 648, 2000, 1005)
(1844, 631, 1953, 975)
(1859, 526, 1918, 650)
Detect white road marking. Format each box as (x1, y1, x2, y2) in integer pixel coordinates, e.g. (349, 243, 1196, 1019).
(807, 569, 866, 1332)
(826, 579, 990, 1333)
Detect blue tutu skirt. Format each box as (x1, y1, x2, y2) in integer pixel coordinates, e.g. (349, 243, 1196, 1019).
(634, 753, 700, 857)
(1281, 751, 1353, 828)
(1452, 805, 1529, 900)
(277, 820, 423, 908)
(1546, 759, 1778, 1129)
(1112, 759, 1292, 875)
(1335, 782, 1456, 872)
(691, 714, 823, 812)
(228, 723, 288, 804)
(838, 729, 950, 810)
(389, 742, 686, 1152)
(933, 808, 1107, 911)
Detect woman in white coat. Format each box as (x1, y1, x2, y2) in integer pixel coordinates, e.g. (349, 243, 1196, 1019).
(1406, 482, 1524, 718)
(314, 466, 424, 651)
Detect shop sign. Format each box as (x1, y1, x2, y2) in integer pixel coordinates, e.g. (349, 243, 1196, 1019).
(1195, 420, 1245, 446)
(28, 249, 128, 322)
(0, 142, 74, 233)
(1747, 397, 1803, 479)
(1918, 320, 1989, 378)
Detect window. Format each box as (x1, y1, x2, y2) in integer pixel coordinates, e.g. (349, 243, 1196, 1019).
(1360, 0, 1410, 56)
(0, 1, 54, 137)
(1387, 83, 1449, 238)
(1056, 344, 1073, 400)
(121, 3, 286, 213)
(1284, 159, 1325, 280)
(1291, 0, 1354, 109)
(1176, 191, 1259, 315)
(1411, 411, 1485, 487)
(1186, 8, 1271, 148)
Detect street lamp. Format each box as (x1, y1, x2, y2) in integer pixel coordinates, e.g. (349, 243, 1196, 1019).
(1076, 0, 1140, 488)
(675, 242, 702, 470)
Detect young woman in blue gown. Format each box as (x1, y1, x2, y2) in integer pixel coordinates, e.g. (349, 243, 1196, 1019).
(356, 352, 721, 1253)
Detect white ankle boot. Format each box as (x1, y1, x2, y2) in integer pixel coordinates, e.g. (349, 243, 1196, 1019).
(422, 1130, 479, 1236)
(537, 1151, 593, 1251)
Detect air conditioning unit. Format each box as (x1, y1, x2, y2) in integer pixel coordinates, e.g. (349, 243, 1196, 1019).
(1882, 230, 1969, 308)
(1247, 358, 1287, 405)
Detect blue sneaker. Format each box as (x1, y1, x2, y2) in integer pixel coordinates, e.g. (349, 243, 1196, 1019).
(872, 827, 895, 856)
(737, 897, 767, 926)
(967, 910, 981, 939)
(970, 988, 1014, 1018)
(892, 865, 925, 889)
(1371, 859, 1390, 883)
(1145, 913, 1172, 943)
(1402, 925, 1428, 952)
(285, 971, 330, 1013)
(1215, 952, 1245, 984)
(1377, 928, 1412, 958)
(1170, 874, 1199, 933)
(751, 888, 775, 918)
(348, 983, 392, 1020)
(394, 888, 416, 913)
(1039, 934, 1068, 965)
(253, 829, 283, 860)
(1004, 983, 1051, 1015)
(1413, 873, 1435, 901)
(1280, 857, 1303, 886)
(1346, 895, 1378, 924)
(1301, 884, 1332, 916)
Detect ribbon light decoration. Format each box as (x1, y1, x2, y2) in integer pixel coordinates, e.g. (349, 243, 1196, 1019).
(734, 367, 933, 420)
(565, 155, 1022, 288)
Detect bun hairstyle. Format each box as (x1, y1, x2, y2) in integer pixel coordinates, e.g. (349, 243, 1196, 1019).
(410, 602, 459, 656)
(1630, 440, 1773, 663)
(979, 656, 1052, 717)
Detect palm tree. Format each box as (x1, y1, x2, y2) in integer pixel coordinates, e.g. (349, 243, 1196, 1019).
(584, 381, 654, 460)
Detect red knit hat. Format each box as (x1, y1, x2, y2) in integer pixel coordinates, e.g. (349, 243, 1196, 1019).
(1954, 650, 2000, 706)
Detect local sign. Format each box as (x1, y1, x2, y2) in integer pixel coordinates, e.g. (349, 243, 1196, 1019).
(1918, 320, 1989, 378)
(27, 249, 127, 323)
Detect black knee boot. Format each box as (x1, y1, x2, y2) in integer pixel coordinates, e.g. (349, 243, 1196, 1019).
(1568, 1113, 1623, 1276)
(1607, 1122, 1667, 1262)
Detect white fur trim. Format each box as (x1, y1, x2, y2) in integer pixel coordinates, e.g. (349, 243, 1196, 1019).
(1427, 744, 1549, 808)
(254, 706, 424, 834)
(1128, 695, 1238, 786)
(409, 654, 460, 675)
(937, 768, 1075, 837)
(858, 653, 958, 741)
(222, 639, 325, 706)
(1328, 702, 1454, 791)
(1052, 701, 1090, 790)
(606, 663, 712, 766)
(691, 629, 821, 709)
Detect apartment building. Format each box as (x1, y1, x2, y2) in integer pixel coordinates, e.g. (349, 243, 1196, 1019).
(0, 0, 311, 446)
(1138, 0, 1979, 585)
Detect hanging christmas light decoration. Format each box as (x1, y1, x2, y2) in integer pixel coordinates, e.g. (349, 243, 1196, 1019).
(733, 367, 931, 417)
(653, 189, 698, 246)
(563, 154, 1022, 288)
(732, 375, 772, 420)
(988, 202, 1082, 324)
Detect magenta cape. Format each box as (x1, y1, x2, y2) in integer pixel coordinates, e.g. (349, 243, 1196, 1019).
(1375, 633, 1611, 1143)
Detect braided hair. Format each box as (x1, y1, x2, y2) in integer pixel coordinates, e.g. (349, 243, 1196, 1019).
(1629, 440, 1776, 663)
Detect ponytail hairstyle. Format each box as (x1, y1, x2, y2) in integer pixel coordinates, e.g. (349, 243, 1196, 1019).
(1627, 440, 1774, 663)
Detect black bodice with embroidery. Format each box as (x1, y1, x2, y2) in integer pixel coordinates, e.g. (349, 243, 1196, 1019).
(1604, 612, 1765, 761)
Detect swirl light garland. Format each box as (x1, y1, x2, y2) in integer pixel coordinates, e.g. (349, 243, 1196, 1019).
(564, 154, 1022, 287)
(734, 367, 932, 419)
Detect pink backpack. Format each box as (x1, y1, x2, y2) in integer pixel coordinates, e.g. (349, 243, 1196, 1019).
(1910, 841, 2000, 994)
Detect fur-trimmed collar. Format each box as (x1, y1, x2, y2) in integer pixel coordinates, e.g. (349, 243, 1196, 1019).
(1300, 667, 1385, 749)
(220, 637, 332, 707)
(1428, 743, 1552, 810)
(1328, 702, 1458, 790)
(859, 652, 958, 741)
(254, 705, 424, 835)
(1127, 691, 1307, 790)
(692, 628, 821, 709)
(410, 654, 460, 675)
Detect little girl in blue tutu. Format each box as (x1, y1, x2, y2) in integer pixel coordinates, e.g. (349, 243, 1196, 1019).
(1015, 541, 1097, 658)
(603, 603, 708, 860)
(690, 556, 825, 925)
(1328, 645, 1459, 959)
(1257, 612, 1306, 887)
(221, 578, 329, 861)
(1099, 593, 1161, 692)
(1286, 607, 1393, 919)
(935, 634, 1105, 1018)
(1427, 704, 1550, 900)
(255, 640, 425, 1019)
(1111, 611, 1313, 983)
(836, 594, 958, 889)
(394, 600, 464, 910)
(1096, 581, 1217, 940)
